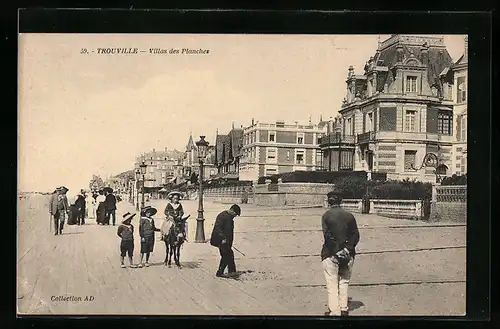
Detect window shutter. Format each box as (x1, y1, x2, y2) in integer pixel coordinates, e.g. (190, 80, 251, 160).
(379, 107, 397, 131)
(373, 109, 378, 132)
(426, 108, 439, 134)
(362, 113, 366, 133)
(456, 115, 462, 141)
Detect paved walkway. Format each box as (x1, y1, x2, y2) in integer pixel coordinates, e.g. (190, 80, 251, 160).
(17, 196, 466, 316)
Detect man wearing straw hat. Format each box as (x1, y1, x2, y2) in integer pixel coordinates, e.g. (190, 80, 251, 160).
(49, 186, 70, 235)
(138, 206, 161, 268)
(117, 212, 138, 268)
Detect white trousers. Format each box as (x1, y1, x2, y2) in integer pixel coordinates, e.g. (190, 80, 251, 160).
(322, 256, 354, 315)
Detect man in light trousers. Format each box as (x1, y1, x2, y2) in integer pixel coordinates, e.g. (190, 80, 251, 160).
(321, 189, 360, 316)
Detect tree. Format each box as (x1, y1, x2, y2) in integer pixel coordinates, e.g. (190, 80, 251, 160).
(89, 175, 104, 191)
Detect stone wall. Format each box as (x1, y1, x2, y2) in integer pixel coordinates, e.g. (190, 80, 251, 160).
(254, 182, 334, 207)
(430, 185, 467, 222)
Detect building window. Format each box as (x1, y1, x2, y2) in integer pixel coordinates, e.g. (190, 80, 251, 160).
(340, 151, 354, 170)
(316, 150, 324, 170)
(437, 111, 453, 135)
(405, 110, 416, 132)
(297, 133, 304, 144)
(366, 112, 373, 132)
(461, 115, 467, 141)
(457, 76, 467, 103)
(346, 118, 352, 135)
(265, 168, 277, 176)
(406, 76, 418, 93)
(316, 133, 323, 145)
(296, 150, 305, 164)
(266, 147, 277, 163)
(269, 132, 276, 142)
(404, 150, 417, 171)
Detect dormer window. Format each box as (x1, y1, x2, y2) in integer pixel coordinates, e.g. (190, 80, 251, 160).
(406, 76, 418, 93)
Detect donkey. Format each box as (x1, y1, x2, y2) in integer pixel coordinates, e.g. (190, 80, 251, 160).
(163, 214, 190, 268)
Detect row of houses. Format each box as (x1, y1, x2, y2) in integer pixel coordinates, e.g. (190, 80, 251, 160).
(119, 34, 467, 192)
(214, 35, 468, 183)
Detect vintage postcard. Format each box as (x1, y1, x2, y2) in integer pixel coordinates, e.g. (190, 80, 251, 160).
(17, 33, 467, 316)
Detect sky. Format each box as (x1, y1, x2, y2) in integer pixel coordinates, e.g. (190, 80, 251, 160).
(18, 34, 466, 194)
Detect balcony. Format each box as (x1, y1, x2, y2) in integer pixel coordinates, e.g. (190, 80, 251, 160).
(319, 133, 356, 148)
(357, 131, 376, 144)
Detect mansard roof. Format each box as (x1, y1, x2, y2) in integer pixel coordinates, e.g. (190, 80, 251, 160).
(370, 35, 454, 91)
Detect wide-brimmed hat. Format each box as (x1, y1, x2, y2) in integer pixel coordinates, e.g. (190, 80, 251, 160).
(141, 206, 157, 217)
(56, 186, 69, 192)
(103, 187, 113, 193)
(167, 191, 183, 200)
(327, 190, 343, 198)
(122, 212, 136, 224)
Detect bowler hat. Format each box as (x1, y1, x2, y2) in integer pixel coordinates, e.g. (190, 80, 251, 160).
(141, 206, 157, 217)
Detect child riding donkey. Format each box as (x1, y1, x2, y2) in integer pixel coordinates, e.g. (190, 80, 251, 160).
(161, 191, 189, 268)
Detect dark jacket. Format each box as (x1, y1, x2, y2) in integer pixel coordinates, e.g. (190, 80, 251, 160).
(105, 194, 117, 211)
(210, 210, 235, 247)
(164, 203, 184, 221)
(75, 194, 86, 210)
(139, 216, 160, 238)
(117, 224, 134, 241)
(320, 206, 360, 261)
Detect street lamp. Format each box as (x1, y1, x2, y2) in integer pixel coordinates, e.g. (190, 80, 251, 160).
(139, 161, 147, 210)
(195, 136, 209, 243)
(135, 169, 140, 211)
(409, 152, 442, 183)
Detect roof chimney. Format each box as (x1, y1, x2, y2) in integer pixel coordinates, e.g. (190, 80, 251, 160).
(153, 149, 155, 153)
(251, 118, 254, 125)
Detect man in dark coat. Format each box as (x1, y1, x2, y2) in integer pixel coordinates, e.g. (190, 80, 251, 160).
(75, 189, 87, 225)
(49, 186, 70, 235)
(104, 188, 117, 226)
(321, 190, 360, 317)
(210, 204, 241, 277)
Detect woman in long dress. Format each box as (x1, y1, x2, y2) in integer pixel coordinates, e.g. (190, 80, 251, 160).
(96, 190, 107, 225)
(88, 191, 98, 219)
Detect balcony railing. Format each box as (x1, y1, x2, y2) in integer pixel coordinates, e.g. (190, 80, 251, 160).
(319, 133, 356, 146)
(357, 131, 376, 144)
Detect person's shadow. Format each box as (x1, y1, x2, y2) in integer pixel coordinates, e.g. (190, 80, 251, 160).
(348, 297, 365, 311)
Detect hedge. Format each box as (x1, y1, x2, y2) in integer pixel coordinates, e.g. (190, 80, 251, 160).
(333, 177, 432, 200)
(257, 170, 372, 184)
(440, 174, 467, 186)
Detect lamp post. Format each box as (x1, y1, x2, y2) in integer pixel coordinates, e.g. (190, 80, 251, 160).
(140, 161, 147, 210)
(195, 136, 209, 243)
(409, 152, 441, 183)
(135, 169, 140, 211)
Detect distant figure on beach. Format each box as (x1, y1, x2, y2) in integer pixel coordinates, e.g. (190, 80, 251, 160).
(96, 190, 106, 225)
(104, 187, 117, 226)
(74, 189, 87, 225)
(49, 186, 69, 235)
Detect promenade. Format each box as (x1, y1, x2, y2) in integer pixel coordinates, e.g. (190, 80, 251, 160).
(17, 195, 466, 316)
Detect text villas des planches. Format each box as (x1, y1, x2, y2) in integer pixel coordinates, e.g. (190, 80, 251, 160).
(96, 48, 209, 55)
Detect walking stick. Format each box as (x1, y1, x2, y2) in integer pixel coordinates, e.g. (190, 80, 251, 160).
(232, 246, 245, 257)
